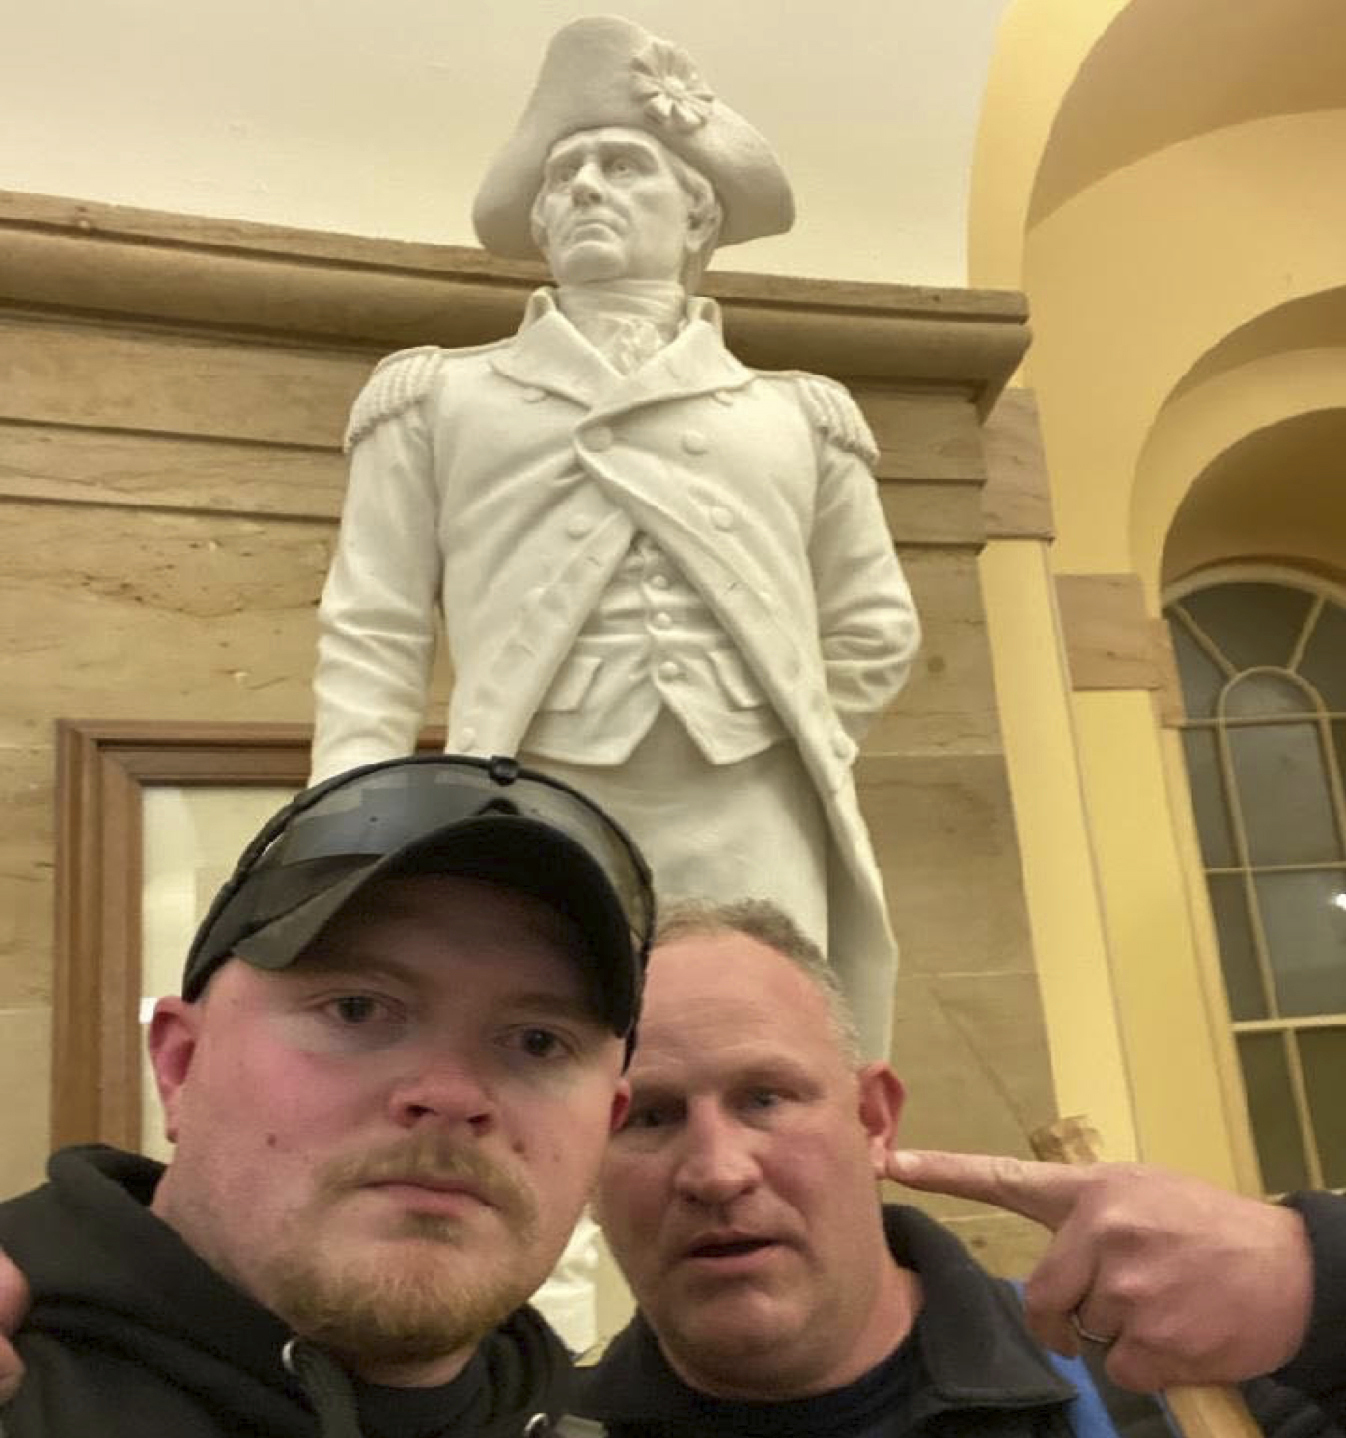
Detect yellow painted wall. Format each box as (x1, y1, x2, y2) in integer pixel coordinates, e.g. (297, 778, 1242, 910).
(1135, 350, 1346, 601)
(971, 0, 1346, 1185)
(1023, 112, 1346, 575)
(979, 540, 1138, 1159)
(968, 0, 1129, 290)
(1071, 693, 1238, 1184)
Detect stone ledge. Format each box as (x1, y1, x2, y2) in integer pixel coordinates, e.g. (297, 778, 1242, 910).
(0, 189, 1030, 414)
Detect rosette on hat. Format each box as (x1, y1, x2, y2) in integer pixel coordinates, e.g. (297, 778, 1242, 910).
(473, 15, 794, 259)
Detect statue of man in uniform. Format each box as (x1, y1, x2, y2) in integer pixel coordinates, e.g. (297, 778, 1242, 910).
(312, 15, 919, 1061)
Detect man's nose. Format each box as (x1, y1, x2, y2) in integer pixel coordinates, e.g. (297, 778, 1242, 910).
(672, 1108, 761, 1206)
(568, 160, 605, 205)
(385, 1049, 496, 1135)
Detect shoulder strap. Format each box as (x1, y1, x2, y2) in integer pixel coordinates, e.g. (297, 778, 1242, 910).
(793, 372, 879, 467)
(343, 345, 444, 452)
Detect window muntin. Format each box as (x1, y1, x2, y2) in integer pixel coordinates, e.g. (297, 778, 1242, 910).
(1166, 577, 1346, 1192)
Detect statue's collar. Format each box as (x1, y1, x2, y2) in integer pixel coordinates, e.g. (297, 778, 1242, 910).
(555, 279, 686, 341)
(497, 287, 747, 407)
(521, 286, 724, 337)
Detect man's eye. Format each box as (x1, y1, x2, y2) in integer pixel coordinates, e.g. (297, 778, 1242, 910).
(512, 1027, 568, 1059)
(622, 1103, 674, 1131)
(745, 1088, 782, 1111)
(327, 995, 384, 1025)
(607, 158, 634, 177)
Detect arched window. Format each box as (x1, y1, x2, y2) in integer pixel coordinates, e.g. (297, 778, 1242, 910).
(1165, 573, 1346, 1193)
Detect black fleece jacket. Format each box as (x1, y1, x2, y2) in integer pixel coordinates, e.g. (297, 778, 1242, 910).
(572, 1205, 1095, 1438)
(571, 1204, 1343, 1438)
(0, 1145, 574, 1438)
(1276, 1192, 1346, 1426)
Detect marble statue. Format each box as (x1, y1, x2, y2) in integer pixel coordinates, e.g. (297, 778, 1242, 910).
(311, 15, 920, 1059)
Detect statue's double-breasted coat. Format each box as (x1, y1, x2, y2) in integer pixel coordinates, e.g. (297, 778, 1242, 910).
(313, 291, 919, 1053)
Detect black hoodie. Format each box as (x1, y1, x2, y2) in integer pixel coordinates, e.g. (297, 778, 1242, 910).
(0, 1145, 575, 1438)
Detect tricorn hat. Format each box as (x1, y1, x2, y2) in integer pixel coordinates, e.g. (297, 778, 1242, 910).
(473, 15, 794, 260)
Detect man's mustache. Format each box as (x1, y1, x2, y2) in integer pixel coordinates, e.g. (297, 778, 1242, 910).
(318, 1132, 536, 1229)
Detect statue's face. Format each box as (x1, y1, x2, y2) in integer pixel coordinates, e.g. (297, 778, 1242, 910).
(533, 126, 707, 285)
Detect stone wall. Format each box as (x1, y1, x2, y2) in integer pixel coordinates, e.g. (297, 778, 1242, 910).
(0, 189, 1052, 1273)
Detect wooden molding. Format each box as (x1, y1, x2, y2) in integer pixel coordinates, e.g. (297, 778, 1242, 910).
(0, 188, 1030, 415)
(52, 720, 315, 1150)
(52, 719, 467, 1149)
(53, 719, 454, 1150)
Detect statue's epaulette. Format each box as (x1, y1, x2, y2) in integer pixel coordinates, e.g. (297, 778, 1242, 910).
(343, 346, 445, 452)
(794, 372, 879, 467)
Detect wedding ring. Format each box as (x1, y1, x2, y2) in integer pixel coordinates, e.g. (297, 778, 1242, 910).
(1070, 1309, 1116, 1346)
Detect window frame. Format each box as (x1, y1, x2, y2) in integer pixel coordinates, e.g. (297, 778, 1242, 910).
(1163, 566, 1346, 1192)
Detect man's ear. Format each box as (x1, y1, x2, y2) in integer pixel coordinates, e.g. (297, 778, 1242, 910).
(856, 1061, 906, 1173)
(609, 1077, 631, 1136)
(147, 997, 202, 1145)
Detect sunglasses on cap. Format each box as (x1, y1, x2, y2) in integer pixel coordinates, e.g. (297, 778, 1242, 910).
(181, 754, 655, 1036)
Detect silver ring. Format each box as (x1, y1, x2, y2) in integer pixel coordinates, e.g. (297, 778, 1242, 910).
(1070, 1309, 1115, 1346)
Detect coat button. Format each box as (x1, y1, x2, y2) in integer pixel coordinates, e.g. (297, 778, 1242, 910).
(710, 506, 734, 529)
(712, 389, 735, 406)
(521, 387, 547, 404)
(567, 515, 594, 538)
(587, 425, 614, 451)
(657, 660, 682, 681)
(649, 572, 670, 590)
(458, 727, 477, 749)
(652, 612, 673, 630)
(831, 733, 850, 758)
(682, 430, 708, 454)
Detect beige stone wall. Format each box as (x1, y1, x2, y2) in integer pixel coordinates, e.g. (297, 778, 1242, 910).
(866, 396, 1057, 1272)
(0, 336, 352, 1193)
(0, 191, 1051, 1275)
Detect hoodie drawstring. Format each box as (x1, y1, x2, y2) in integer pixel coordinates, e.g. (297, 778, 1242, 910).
(282, 1338, 368, 1438)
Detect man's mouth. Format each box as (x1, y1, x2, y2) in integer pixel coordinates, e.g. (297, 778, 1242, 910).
(358, 1177, 495, 1219)
(683, 1233, 779, 1262)
(364, 1176, 488, 1201)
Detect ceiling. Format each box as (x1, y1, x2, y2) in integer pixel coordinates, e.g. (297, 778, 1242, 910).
(1030, 0, 1346, 226)
(2, 0, 1015, 287)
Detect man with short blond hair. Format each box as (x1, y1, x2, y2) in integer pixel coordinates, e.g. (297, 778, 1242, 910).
(0, 755, 652, 1437)
(572, 901, 1337, 1438)
(653, 896, 861, 1059)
